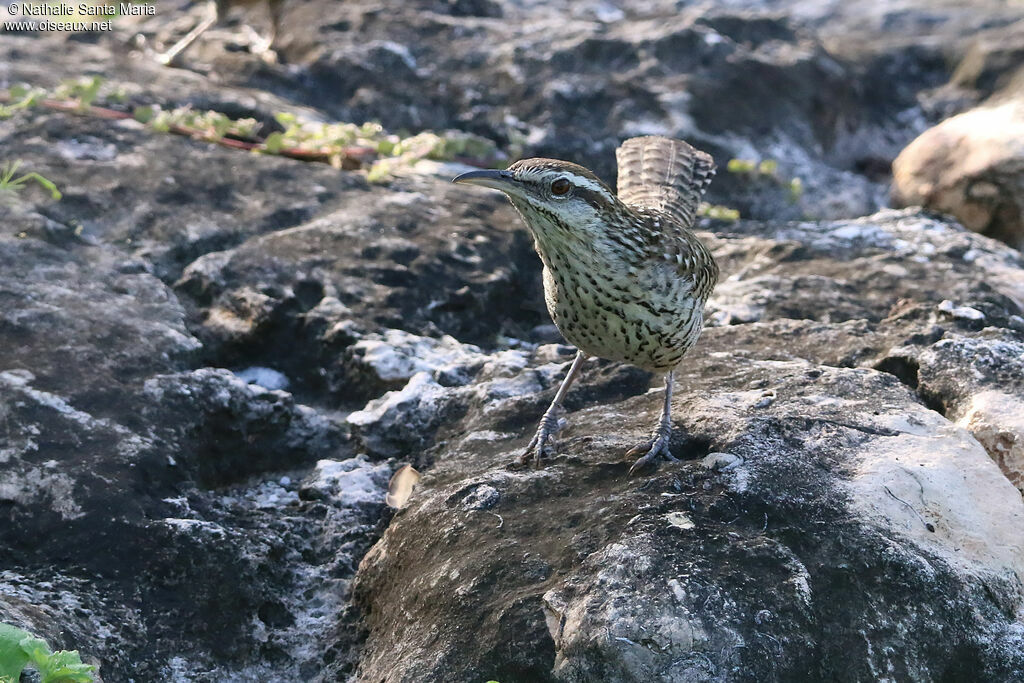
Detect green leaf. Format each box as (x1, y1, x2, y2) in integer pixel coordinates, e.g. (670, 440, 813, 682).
(274, 111, 297, 127)
(21, 172, 62, 200)
(0, 624, 95, 683)
(133, 105, 155, 124)
(8, 84, 29, 100)
(211, 114, 231, 139)
(727, 158, 755, 174)
(699, 203, 740, 221)
(366, 160, 392, 183)
(150, 112, 171, 133)
(77, 76, 103, 108)
(788, 176, 804, 202)
(262, 131, 285, 154)
(36, 650, 96, 683)
(0, 624, 31, 682)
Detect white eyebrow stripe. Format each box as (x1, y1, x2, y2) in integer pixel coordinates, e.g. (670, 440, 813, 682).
(555, 174, 618, 204)
(519, 168, 619, 206)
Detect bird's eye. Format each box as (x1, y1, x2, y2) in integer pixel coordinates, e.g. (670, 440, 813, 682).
(551, 178, 571, 197)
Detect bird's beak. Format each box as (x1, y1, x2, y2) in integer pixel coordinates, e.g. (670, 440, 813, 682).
(452, 169, 516, 192)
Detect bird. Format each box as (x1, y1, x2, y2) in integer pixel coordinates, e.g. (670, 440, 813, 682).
(452, 136, 719, 474)
(157, 0, 284, 66)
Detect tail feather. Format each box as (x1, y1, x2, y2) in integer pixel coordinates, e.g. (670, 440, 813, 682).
(615, 136, 715, 228)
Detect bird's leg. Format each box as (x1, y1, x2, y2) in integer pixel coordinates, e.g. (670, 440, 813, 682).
(518, 351, 586, 467)
(627, 371, 680, 475)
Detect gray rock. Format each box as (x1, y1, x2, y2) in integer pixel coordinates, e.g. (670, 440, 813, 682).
(172, 174, 546, 399)
(6, 0, 1018, 228)
(2, 1, 1024, 680)
(354, 208, 1024, 682)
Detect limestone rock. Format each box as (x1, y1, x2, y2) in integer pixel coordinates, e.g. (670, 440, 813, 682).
(892, 100, 1024, 249)
(354, 209, 1024, 682)
(355, 359, 1024, 682)
(2, 1, 1024, 680)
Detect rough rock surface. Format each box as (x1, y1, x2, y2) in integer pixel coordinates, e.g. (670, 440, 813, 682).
(354, 209, 1024, 681)
(1, 0, 1024, 681)
(11, 0, 1024, 223)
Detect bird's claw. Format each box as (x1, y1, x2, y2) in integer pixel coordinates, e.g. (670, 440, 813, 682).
(627, 430, 678, 476)
(516, 413, 565, 468)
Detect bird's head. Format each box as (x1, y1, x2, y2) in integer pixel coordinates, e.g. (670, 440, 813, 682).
(453, 159, 626, 245)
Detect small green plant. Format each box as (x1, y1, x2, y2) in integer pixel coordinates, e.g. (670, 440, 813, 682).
(0, 623, 96, 683)
(0, 84, 46, 119)
(0, 77, 504, 180)
(263, 113, 501, 178)
(53, 76, 104, 110)
(787, 176, 803, 201)
(698, 203, 741, 221)
(726, 157, 802, 205)
(726, 158, 782, 177)
(0, 160, 62, 200)
(726, 158, 754, 174)
(135, 105, 260, 140)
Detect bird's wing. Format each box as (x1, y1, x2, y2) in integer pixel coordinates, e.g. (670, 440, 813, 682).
(615, 136, 715, 229)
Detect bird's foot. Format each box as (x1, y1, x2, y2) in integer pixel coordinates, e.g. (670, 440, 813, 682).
(516, 411, 566, 468)
(626, 427, 678, 476)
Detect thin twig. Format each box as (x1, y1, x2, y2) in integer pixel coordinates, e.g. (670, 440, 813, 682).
(884, 485, 935, 532)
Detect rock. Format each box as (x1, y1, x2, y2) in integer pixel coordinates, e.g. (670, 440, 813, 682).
(356, 360, 1024, 682)
(347, 371, 457, 459)
(173, 171, 547, 399)
(0, 214, 372, 679)
(0, 227, 201, 407)
(0, 357, 370, 679)
(958, 391, 1024, 491)
(354, 208, 1024, 681)
(299, 456, 392, 505)
(3, 0, 1024, 679)
(141, 367, 350, 486)
(345, 329, 489, 394)
(947, 22, 1024, 102)
(891, 100, 1024, 249)
(10, 0, 1016, 226)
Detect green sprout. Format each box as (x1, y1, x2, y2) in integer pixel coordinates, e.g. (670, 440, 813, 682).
(788, 176, 804, 201)
(0, 160, 62, 201)
(53, 76, 104, 111)
(139, 105, 260, 140)
(726, 158, 780, 177)
(726, 158, 757, 174)
(260, 114, 501, 179)
(1, 76, 503, 180)
(698, 203, 740, 221)
(0, 623, 96, 683)
(0, 84, 46, 119)
(726, 158, 802, 204)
